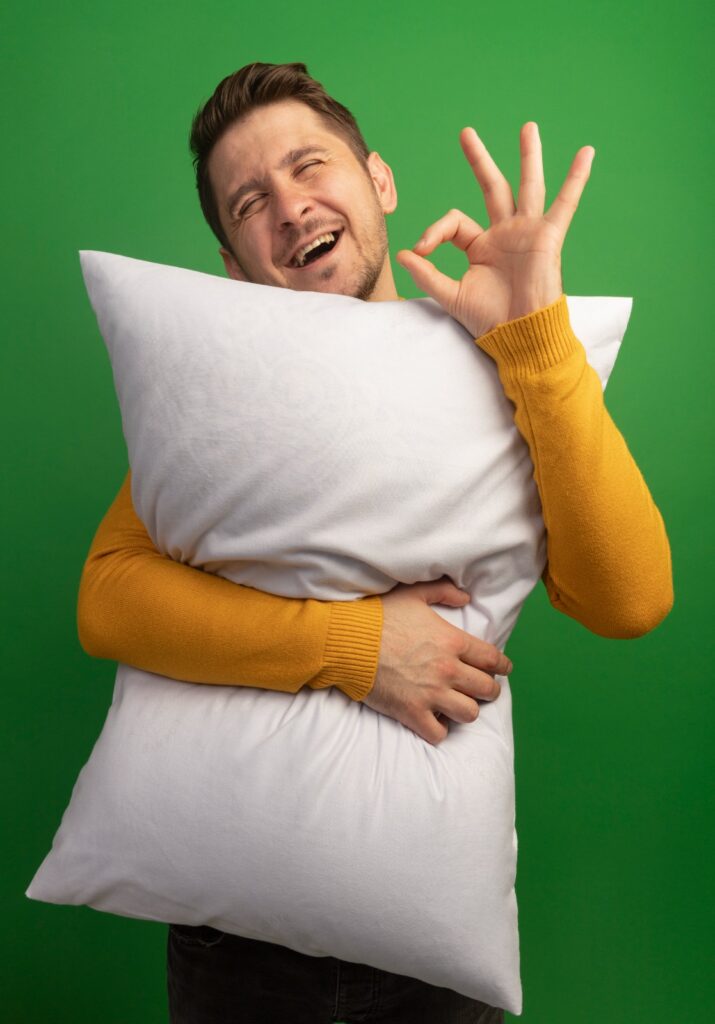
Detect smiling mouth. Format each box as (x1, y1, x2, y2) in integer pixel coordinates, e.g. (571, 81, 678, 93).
(289, 229, 343, 270)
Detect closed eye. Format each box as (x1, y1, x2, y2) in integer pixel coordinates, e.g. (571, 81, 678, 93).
(239, 194, 265, 217)
(238, 161, 323, 217)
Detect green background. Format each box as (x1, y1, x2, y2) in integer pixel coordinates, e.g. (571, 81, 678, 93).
(3, 0, 712, 1020)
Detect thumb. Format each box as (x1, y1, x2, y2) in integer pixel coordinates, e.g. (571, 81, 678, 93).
(395, 249, 459, 314)
(416, 577, 471, 608)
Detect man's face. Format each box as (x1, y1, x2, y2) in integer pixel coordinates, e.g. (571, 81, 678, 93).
(208, 99, 398, 301)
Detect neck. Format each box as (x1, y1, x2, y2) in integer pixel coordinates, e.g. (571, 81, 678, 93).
(367, 257, 399, 302)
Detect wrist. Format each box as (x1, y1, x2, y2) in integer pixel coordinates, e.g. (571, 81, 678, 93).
(507, 289, 562, 323)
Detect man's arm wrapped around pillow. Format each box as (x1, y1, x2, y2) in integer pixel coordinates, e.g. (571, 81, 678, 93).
(76, 470, 382, 703)
(476, 294, 673, 637)
(77, 298, 673, 703)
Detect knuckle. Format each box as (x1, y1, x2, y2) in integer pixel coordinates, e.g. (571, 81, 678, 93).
(435, 658, 457, 683)
(446, 632, 467, 658)
(426, 682, 445, 706)
(405, 696, 424, 720)
(482, 648, 500, 673)
(477, 674, 497, 699)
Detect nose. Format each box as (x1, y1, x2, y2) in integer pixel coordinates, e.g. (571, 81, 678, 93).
(273, 180, 314, 228)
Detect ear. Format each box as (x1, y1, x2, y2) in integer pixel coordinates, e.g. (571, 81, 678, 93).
(219, 247, 249, 282)
(366, 151, 398, 215)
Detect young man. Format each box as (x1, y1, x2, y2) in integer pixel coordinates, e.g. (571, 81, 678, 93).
(78, 62, 673, 1023)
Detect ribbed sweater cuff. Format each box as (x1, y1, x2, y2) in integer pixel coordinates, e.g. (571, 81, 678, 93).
(475, 294, 580, 377)
(312, 596, 383, 701)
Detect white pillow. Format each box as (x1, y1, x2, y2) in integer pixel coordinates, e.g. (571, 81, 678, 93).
(27, 251, 631, 1015)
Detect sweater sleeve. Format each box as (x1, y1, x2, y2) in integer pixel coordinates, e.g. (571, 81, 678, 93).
(76, 470, 382, 701)
(475, 294, 673, 638)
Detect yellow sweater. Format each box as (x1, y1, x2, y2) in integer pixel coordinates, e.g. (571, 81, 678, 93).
(77, 295, 673, 701)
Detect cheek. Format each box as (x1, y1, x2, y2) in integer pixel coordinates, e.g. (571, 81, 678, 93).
(317, 180, 354, 216)
(241, 229, 273, 269)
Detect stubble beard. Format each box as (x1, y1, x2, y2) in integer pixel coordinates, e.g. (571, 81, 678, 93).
(312, 214, 389, 302)
(349, 198, 390, 301)
(351, 236, 388, 301)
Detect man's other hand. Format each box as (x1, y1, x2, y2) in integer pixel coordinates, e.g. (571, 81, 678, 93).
(362, 579, 512, 746)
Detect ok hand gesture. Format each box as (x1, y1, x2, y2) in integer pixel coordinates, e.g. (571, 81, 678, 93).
(396, 122, 595, 339)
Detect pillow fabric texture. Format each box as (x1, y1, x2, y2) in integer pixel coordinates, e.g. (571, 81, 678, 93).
(27, 252, 632, 1015)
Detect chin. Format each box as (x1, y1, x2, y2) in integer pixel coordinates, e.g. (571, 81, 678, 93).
(292, 266, 345, 295)
(280, 259, 381, 302)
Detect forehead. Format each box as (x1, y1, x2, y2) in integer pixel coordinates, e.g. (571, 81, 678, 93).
(208, 99, 349, 194)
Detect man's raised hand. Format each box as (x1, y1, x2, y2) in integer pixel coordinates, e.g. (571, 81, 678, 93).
(395, 122, 595, 338)
(361, 578, 512, 746)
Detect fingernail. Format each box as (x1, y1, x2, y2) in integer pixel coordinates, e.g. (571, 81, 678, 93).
(506, 659, 514, 673)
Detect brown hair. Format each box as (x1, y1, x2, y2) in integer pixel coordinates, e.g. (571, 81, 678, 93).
(189, 62, 372, 252)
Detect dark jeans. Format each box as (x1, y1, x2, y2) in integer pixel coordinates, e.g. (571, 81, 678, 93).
(167, 925, 504, 1023)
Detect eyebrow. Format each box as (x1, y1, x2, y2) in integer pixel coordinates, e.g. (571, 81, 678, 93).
(225, 146, 330, 218)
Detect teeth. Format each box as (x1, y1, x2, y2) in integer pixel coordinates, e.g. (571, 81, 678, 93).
(293, 232, 336, 267)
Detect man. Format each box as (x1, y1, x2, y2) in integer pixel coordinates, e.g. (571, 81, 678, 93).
(78, 62, 672, 1022)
